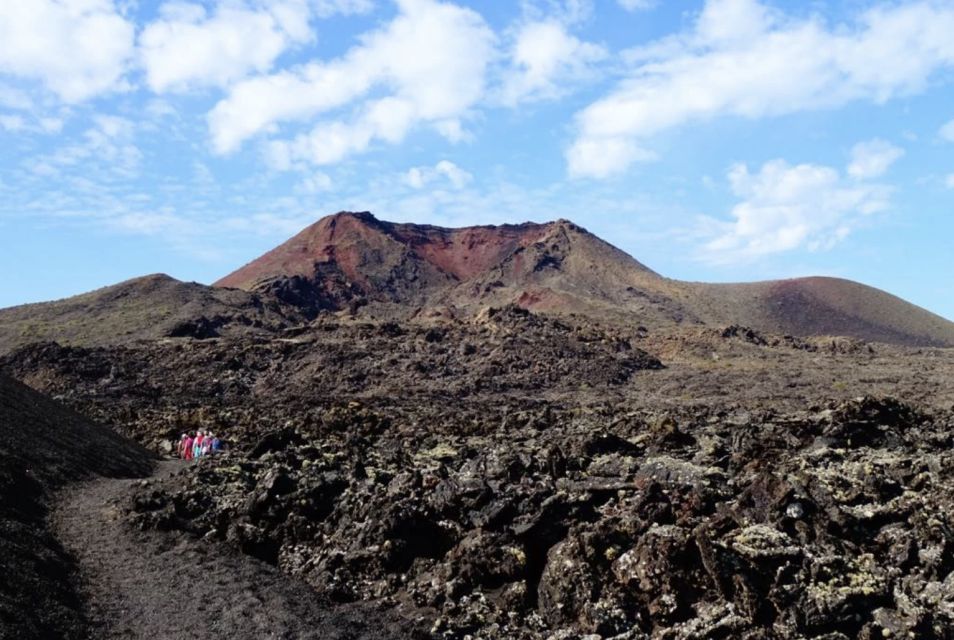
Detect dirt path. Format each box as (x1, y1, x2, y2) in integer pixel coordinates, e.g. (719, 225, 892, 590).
(53, 460, 415, 640)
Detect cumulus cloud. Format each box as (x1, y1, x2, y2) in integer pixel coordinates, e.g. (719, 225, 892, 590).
(209, 0, 494, 164)
(940, 119, 954, 142)
(700, 158, 891, 263)
(946, 174, 954, 189)
(847, 139, 904, 180)
(0, 0, 135, 102)
(518, 0, 595, 27)
(404, 160, 472, 189)
(564, 138, 656, 180)
(499, 20, 606, 106)
(568, 0, 954, 178)
(140, 1, 314, 93)
(300, 170, 334, 193)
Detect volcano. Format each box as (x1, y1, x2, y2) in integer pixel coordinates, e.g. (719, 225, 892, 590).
(215, 212, 661, 319)
(215, 211, 954, 347)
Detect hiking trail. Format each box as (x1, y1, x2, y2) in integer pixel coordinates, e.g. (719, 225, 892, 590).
(53, 460, 412, 640)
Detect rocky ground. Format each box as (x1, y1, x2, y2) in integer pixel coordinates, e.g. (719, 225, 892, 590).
(124, 396, 954, 639)
(4, 306, 954, 638)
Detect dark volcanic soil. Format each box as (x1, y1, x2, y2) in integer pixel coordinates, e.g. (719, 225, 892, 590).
(54, 461, 416, 640)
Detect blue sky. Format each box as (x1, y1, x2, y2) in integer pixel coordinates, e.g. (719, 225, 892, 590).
(1, 0, 953, 318)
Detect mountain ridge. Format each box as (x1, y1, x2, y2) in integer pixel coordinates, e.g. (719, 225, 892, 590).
(2, 211, 953, 349)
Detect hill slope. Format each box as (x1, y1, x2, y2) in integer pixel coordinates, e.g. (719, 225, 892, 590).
(0, 274, 301, 353)
(0, 374, 152, 638)
(685, 277, 954, 347)
(215, 211, 954, 347)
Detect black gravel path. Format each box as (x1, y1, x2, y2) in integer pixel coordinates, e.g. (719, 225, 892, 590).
(54, 461, 415, 640)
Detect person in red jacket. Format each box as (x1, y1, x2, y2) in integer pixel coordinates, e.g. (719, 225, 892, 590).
(182, 433, 194, 461)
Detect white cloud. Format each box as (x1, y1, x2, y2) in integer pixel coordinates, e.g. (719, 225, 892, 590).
(0, 0, 135, 102)
(940, 118, 954, 142)
(700, 159, 891, 263)
(209, 0, 495, 162)
(300, 170, 333, 193)
(566, 136, 656, 179)
(110, 210, 191, 235)
(27, 115, 141, 177)
(695, 0, 775, 45)
(847, 139, 904, 180)
(404, 160, 472, 189)
(617, 0, 656, 11)
(267, 96, 419, 166)
(312, 0, 375, 17)
(39, 117, 64, 133)
(435, 160, 473, 188)
(945, 174, 954, 189)
(500, 20, 606, 106)
(518, 0, 594, 27)
(140, 1, 314, 93)
(568, 0, 954, 178)
(0, 111, 64, 134)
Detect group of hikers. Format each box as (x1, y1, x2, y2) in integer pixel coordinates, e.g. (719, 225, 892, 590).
(177, 431, 223, 460)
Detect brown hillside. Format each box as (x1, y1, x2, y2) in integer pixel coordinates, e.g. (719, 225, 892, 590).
(0, 273, 302, 353)
(684, 277, 954, 347)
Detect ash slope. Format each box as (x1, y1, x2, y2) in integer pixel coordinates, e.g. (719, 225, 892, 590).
(216, 211, 954, 347)
(0, 374, 152, 639)
(0, 273, 303, 353)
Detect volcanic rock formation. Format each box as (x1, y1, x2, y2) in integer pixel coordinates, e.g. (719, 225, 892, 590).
(215, 212, 663, 321)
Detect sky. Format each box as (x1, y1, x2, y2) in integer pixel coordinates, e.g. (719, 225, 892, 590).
(1, 0, 953, 319)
